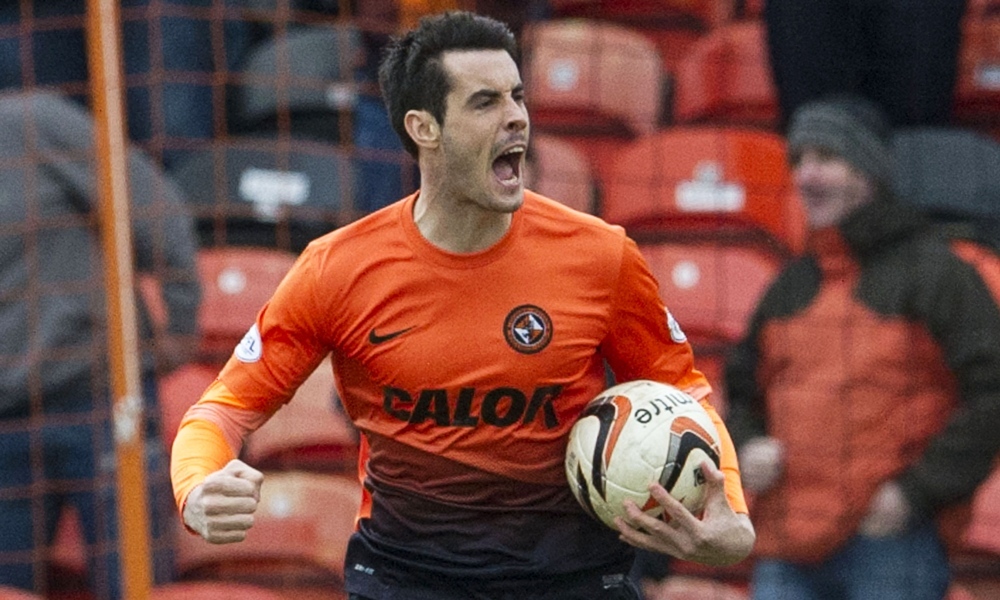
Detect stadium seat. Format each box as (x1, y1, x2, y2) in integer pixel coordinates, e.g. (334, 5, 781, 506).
(601, 127, 805, 255)
(954, 14, 1000, 126)
(172, 137, 355, 252)
(639, 241, 782, 348)
(194, 246, 298, 363)
(158, 362, 220, 448)
(673, 21, 779, 128)
(243, 356, 359, 473)
(175, 471, 361, 588)
(522, 19, 666, 137)
(150, 581, 294, 600)
(524, 133, 597, 214)
(547, 0, 731, 30)
(893, 127, 1000, 246)
(967, 0, 1000, 18)
(0, 587, 43, 600)
(965, 464, 1000, 557)
(643, 575, 748, 600)
(692, 350, 729, 417)
(228, 24, 361, 143)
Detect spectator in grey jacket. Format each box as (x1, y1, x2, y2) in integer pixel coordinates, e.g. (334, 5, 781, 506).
(0, 91, 201, 599)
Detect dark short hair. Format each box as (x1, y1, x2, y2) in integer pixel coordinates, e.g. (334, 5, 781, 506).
(377, 11, 518, 158)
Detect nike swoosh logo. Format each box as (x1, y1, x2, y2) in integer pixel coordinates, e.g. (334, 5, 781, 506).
(368, 326, 415, 345)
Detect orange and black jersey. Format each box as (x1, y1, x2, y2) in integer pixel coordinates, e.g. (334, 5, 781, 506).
(172, 191, 747, 592)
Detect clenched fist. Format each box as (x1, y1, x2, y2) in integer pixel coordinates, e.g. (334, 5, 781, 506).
(183, 459, 265, 544)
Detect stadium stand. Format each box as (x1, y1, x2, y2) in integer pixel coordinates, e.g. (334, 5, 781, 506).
(893, 127, 1000, 246)
(601, 126, 805, 255)
(4, 1, 1000, 598)
(227, 24, 360, 142)
(523, 132, 597, 214)
(521, 18, 666, 137)
(521, 17, 671, 191)
(149, 581, 294, 600)
(672, 20, 780, 128)
(157, 362, 221, 450)
(193, 246, 298, 363)
(172, 135, 355, 251)
(546, 0, 731, 30)
(638, 240, 782, 349)
(0, 587, 43, 600)
(953, 3, 1000, 130)
(643, 575, 748, 600)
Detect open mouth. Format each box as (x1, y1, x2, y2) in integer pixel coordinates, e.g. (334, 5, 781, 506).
(492, 146, 525, 188)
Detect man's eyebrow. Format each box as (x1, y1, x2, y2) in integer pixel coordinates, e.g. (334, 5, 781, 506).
(466, 84, 524, 106)
(467, 89, 502, 106)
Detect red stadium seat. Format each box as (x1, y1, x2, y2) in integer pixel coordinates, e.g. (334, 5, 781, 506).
(243, 357, 359, 474)
(644, 575, 748, 600)
(195, 247, 298, 363)
(522, 19, 665, 137)
(150, 581, 291, 600)
(547, 0, 732, 30)
(158, 362, 220, 449)
(525, 133, 597, 213)
(965, 464, 1000, 557)
(0, 588, 43, 600)
(176, 471, 361, 588)
(692, 350, 729, 417)
(602, 127, 805, 255)
(640, 241, 782, 347)
(954, 14, 1000, 126)
(673, 21, 779, 128)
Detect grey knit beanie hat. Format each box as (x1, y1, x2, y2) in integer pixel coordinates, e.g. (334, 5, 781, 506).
(787, 94, 894, 190)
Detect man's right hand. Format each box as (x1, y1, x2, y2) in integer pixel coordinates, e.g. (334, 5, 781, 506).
(738, 436, 784, 494)
(182, 459, 264, 544)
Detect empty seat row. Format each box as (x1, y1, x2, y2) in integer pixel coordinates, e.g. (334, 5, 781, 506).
(524, 14, 1000, 136)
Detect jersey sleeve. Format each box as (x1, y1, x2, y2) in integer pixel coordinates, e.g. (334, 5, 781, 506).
(601, 237, 749, 514)
(169, 243, 334, 513)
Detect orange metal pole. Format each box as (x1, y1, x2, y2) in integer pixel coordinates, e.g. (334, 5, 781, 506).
(85, 0, 153, 598)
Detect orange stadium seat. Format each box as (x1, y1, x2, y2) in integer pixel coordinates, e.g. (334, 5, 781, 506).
(643, 575, 748, 600)
(524, 133, 597, 213)
(954, 13, 1000, 126)
(639, 241, 782, 348)
(965, 464, 1000, 557)
(243, 356, 359, 474)
(601, 127, 805, 255)
(150, 581, 291, 600)
(547, 0, 732, 30)
(673, 21, 779, 128)
(691, 350, 729, 417)
(195, 246, 298, 363)
(966, 0, 1000, 19)
(0, 587, 43, 600)
(175, 471, 361, 589)
(522, 19, 666, 137)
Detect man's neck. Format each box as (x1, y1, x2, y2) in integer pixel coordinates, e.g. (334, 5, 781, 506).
(412, 187, 513, 254)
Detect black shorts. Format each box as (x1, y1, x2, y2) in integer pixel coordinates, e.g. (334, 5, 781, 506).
(345, 574, 642, 600)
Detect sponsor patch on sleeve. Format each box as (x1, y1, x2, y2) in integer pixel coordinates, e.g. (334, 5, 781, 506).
(666, 309, 687, 344)
(235, 324, 263, 363)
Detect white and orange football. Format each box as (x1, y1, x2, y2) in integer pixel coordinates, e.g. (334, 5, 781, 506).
(565, 379, 721, 530)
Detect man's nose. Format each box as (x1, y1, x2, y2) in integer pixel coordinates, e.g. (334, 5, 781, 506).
(504, 97, 528, 132)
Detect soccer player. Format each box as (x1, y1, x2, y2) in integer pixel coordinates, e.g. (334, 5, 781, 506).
(171, 11, 754, 599)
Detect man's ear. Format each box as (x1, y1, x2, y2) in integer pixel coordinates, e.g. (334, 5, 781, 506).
(404, 109, 440, 151)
